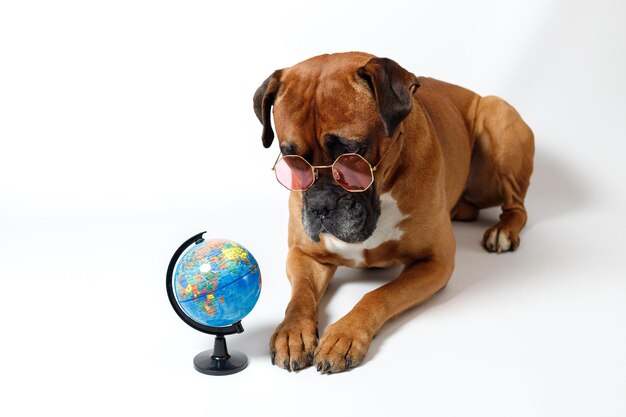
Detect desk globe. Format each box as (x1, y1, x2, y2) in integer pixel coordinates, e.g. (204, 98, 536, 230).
(166, 232, 261, 375)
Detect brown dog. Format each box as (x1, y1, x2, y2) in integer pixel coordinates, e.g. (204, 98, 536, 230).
(253, 52, 534, 373)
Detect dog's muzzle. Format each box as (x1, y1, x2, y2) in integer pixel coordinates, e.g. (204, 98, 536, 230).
(302, 182, 381, 243)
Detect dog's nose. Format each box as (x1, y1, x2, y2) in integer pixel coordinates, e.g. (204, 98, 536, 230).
(306, 189, 339, 218)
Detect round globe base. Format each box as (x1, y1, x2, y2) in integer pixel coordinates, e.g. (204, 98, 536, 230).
(193, 350, 248, 375)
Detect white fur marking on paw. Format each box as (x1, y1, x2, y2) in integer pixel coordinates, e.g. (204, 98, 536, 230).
(485, 227, 512, 253)
(322, 192, 407, 266)
(485, 229, 498, 251)
(496, 231, 511, 253)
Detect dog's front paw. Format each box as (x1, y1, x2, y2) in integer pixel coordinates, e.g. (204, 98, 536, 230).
(483, 223, 520, 253)
(313, 320, 372, 374)
(270, 317, 318, 372)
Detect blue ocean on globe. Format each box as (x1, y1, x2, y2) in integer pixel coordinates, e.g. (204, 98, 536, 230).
(173, 239, 261, 327)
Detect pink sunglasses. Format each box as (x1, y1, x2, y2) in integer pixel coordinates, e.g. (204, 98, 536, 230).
(272, 132, 402, 192)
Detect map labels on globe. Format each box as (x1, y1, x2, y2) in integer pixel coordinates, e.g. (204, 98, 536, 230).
(173, 239, 261, 327)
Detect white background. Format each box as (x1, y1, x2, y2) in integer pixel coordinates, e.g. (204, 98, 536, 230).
(1, 0, 625, 416)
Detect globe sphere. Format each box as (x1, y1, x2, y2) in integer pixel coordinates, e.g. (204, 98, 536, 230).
(172, 239, 261, 327)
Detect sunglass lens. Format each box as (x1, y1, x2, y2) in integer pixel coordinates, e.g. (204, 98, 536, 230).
(274, 156, 314, 191)
(332, 154, 374, 191)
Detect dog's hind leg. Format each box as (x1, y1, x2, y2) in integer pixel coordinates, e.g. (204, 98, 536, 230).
(451, 197, 480, 222)
(464, 96, 534, 252)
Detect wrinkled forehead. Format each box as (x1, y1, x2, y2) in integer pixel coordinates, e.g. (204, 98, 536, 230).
(272, 67, 381, 154)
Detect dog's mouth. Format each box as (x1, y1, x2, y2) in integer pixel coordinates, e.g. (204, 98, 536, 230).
(320, 198, 367, 242)
(302, 189, 381, 244)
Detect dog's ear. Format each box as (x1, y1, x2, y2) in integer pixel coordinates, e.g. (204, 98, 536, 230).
(357, 57, 420, 137)
(253, 70, 282, 148)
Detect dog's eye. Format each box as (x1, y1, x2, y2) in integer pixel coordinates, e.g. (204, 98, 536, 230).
(280, 142, 298, 156)
(325, 135, 367, 157)
(345, 143, 363, 154)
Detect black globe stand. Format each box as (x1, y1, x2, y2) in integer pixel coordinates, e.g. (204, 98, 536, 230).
(193, 321, 248, 375)
(166, 232, 250, 376)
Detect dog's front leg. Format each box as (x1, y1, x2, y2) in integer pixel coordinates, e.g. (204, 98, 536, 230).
(313, 255, 453, 373)
(270, 248, 337, 371)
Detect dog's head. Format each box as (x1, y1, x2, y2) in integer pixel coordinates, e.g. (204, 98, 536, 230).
(254, 52, 419, 243)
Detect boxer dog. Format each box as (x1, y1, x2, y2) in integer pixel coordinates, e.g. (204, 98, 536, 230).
(253, 52, 534, 373)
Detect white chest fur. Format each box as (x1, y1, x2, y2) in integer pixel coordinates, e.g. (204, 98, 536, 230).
(322, 192, 408, 267)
